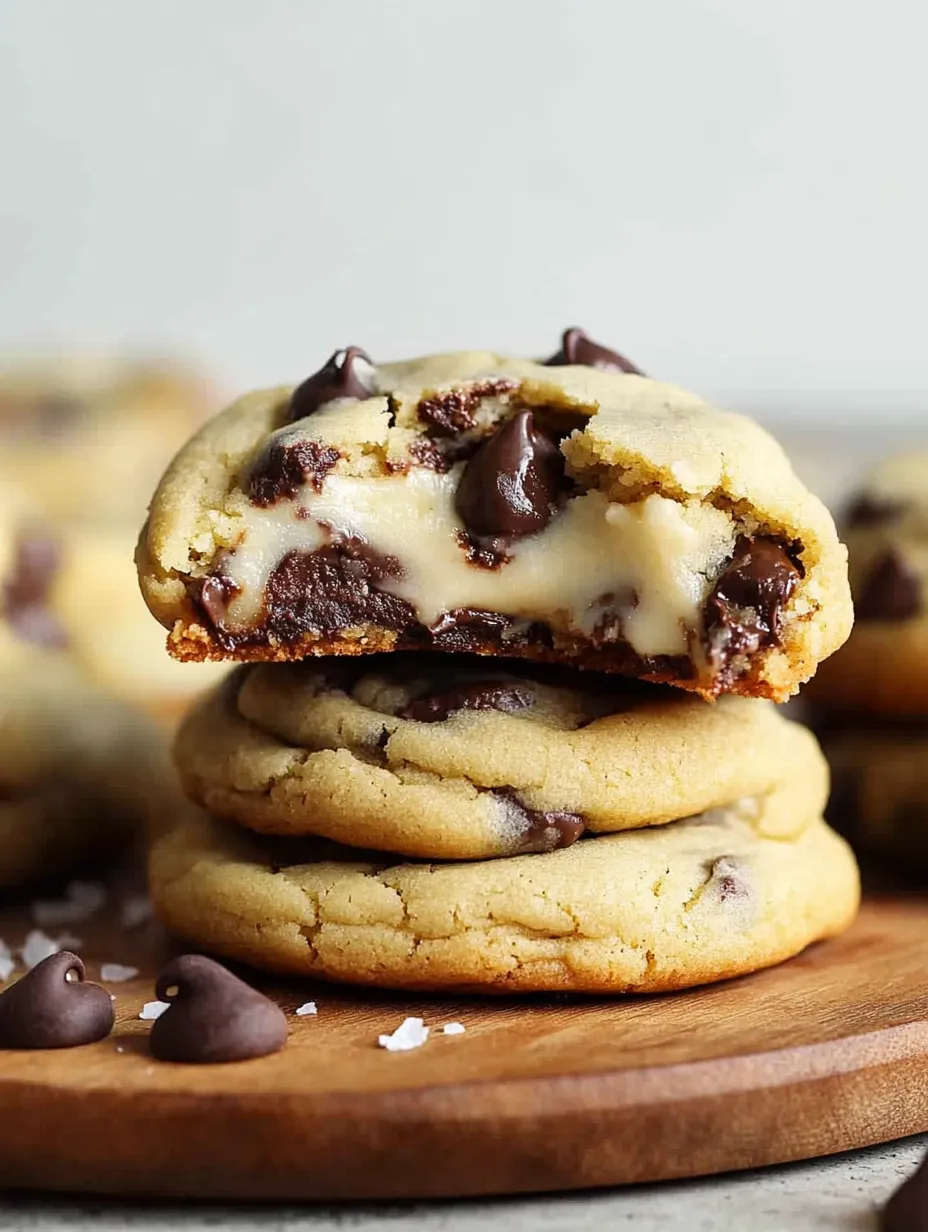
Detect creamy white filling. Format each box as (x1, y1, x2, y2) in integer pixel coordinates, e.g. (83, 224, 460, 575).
(217, 467, 738, 658)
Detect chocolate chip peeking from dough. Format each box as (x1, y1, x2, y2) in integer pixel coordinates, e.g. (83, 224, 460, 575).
(417, 378, 518, 435)
(881, 1147, 928, 1232)
(495, 790, 586, 854)
(454, 410, 566, 541)
(856, 549, 922, 622)
(400, 680, 533, 723)
(149, 954, 288, 1064)
(0, 952, 114, 1049)
(287, 346, 374, 423)
(1, 529, 67, 648)
(545, 327, 643, 375)
(708, 856, 751, 905)
(248, 438, 341, 505)
(705, 537, 801, 676)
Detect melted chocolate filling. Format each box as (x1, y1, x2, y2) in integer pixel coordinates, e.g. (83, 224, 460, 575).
(400, 680, 533, 723)
(248, 439, 341, 505)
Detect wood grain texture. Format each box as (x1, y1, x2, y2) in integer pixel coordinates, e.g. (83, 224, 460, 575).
(0, 893, 925, 1201)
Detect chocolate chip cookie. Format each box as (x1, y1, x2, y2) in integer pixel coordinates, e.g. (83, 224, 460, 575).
(810, 454, 928, 716)
(138, 334, 851, 702)
(148, 806, 859, 993)
(0, 636, 173, 888)
(823, 723, 928, 871)
(0, 480, 226, 715)
(175, 655, 829, 860)
(0, 355, 212, 525)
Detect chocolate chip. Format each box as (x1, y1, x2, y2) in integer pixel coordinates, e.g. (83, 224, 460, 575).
(856, 549, 922, 622)
(261, 544, 414, 644)
(417, 379, 518, 435)
(400, 681, 533, 723)
(196, 573, 242, 634)
(149, 954, 288, 1064)
(496, 790, 586, 853)
(545, 327, 643, 375)
(0, 952, 114, 1049)
(287, 347, 374, 423)
(248, 438, 341, 505)
(428, 608, 522, 650)
(845, 492, 908, 529)
(705, 537, 802, 676)
(1, 529, 67, 648)
(454, 410, 565, 541)
(708, 856, 751, 904)
(882, 1148, 928, 1231)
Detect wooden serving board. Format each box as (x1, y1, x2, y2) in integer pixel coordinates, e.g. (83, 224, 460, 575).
(0, 891, 926, 1201)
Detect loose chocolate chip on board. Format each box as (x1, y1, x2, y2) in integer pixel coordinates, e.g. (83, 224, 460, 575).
(704, 537, 801, 675)
(545, 327, 643, 375)
(1, 528, 67, 647)
(856, 549, 922, 622)
(400, 680, 534, 723)
(0, 952, 114, 1049)
(149, 954, 288, 1064)
(287, 347, 374, 423)
(845, 492, 908, 529)
(496, 790, 586, 854)
(248, 438, 341, 504)
(454, 410, 566, 540)
(882, 1147, 928, 1231)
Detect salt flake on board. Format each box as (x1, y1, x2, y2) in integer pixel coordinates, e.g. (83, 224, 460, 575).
(378, 1017, 429, 1052)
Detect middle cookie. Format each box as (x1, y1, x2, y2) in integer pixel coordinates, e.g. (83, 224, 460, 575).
(175, 655, 828, 861)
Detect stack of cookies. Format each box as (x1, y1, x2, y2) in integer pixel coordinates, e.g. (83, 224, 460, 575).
(811, 455, 928, 869)
(139, 333, 861, 993)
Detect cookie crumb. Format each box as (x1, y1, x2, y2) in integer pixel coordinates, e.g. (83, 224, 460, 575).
(378, 1017, 429, 1052)
(119, 896, 153, 930)
(32, 881, 106, 927)
(295, 1001, 317, 1016)
(139, 1000, 170, 1021)
(442, 1022, 466, 1036)
(0, 940, 14, 983)
(101, 963, 139, 983)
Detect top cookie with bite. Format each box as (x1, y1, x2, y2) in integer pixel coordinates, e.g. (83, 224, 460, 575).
(137, 331, 851, 701)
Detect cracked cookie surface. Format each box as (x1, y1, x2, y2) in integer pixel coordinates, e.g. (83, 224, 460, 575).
(174, 655, 829, 860)
(148, 807, 860, 993)
(138, 340, 851, 701)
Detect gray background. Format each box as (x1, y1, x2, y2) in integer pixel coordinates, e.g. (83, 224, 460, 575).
(1, 0, 926, 421)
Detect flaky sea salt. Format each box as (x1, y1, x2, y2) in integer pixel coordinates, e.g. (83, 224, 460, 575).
(295, 1002, 317, 1016)
(21, 930, 62, 969)
(442, 1022, 466, 1036)
(119, 896, 153, 930)
(139, 1000, 170, 1021)
(0, 940, 14, 983)
(32, 881, 106, 927)
(101, 963, 139, 983)
(378, 1017, 429, 1052)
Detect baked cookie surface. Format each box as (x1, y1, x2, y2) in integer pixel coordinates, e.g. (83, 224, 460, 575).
(148, 807, 860, 993)
(811, 454, 928, 716)
(139, 336, 851, 701)
(175, 655, 829, 860)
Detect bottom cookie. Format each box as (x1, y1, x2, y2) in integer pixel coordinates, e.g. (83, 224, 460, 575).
(149, 806, 860, 994)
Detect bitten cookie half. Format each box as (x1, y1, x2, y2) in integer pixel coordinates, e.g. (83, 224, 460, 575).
(149, 807, 860, 994)
(810, 454, 928, 717)
(175, 655, 830, 860)
(139, 334, 851, 701)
